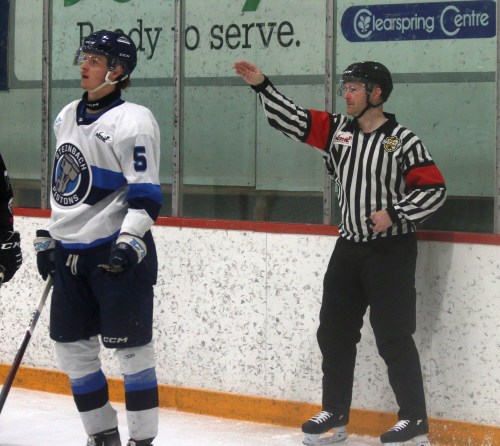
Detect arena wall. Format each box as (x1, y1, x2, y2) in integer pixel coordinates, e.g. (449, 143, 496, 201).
(0, 213, 498, 444)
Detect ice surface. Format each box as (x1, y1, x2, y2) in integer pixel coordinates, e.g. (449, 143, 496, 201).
(0, 388, 380, 445)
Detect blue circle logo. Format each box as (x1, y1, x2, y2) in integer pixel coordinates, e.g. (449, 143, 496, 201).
(52, 143, 91, 208)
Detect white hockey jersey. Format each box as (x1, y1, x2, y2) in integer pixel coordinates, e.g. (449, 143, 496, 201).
(49, 98, 162, 249)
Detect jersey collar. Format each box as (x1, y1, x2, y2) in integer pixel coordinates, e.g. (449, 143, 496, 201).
(76, 90, 124, 126)
(346, 112, 398, 133)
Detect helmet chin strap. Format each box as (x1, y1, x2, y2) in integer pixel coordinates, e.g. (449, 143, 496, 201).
(88, 71, 128, 95)
(354, 95, 384, 119)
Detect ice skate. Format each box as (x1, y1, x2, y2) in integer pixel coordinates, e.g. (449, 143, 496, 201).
(301, 411, 348, 445)
(126, 438, 154, 446)
(86, 427, 121, 446)
(380, 419, 430, 446)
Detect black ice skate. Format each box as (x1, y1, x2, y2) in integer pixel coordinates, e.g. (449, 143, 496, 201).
(86, 427, 121, 446)
(126, 438, 154, 446)
(380, 419, 430, 446)
(301, 411, 348, 445)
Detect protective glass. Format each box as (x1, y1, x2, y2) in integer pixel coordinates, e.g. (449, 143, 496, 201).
(74, 49, 108, 68)
(336, 80, 366, 97)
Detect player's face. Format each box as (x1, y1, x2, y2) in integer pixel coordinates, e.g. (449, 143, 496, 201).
(79, 53, 110, 92)
(341, 81, 367, 116)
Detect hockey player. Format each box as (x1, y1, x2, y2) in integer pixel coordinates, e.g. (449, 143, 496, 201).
(34, 30, 162, 446)
(234, 60, 446, 446)
(0, 153, 22, 284)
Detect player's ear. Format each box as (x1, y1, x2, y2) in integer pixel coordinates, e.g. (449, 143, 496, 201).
(111, 64, 124, 81)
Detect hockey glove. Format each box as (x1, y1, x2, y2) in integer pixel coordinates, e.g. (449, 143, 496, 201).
(99, 233, 147, 279)
(0, 231, 23, 283)
(33, 229, 56, 280)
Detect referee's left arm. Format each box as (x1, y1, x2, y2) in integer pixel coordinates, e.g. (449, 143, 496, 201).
(387, 145, 447, 224)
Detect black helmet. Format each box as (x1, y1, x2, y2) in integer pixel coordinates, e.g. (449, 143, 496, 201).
(77, 30, 137, 77)
(341, 61, 393, 101)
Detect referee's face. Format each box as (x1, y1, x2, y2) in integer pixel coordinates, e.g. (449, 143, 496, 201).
(342, 81, 367, 117)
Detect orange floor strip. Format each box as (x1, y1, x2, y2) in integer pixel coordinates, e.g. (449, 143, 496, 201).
(1, 365, 498, 445)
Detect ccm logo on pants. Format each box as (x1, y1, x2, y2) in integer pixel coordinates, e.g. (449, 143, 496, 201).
(102, 337, 129, 344)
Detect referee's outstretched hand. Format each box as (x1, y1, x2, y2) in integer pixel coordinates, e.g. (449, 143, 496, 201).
(234, 61, 265, 86)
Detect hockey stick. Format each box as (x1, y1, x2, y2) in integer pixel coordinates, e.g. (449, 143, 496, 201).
(0, 276, 53, 414)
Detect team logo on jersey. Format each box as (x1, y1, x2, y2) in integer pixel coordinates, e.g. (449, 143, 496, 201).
(95, 131, 113, 143)
(382, 136, 401, 154)
(334, 131, 353, 146)
(52, 143, 91, 208)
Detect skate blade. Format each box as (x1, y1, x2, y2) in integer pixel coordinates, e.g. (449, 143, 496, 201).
(414, 435, 431, 446)
(383, 434, 431, 446)
(303, 427, 347, 445)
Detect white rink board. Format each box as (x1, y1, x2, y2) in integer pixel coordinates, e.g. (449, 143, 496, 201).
(0, 217, 499, 427)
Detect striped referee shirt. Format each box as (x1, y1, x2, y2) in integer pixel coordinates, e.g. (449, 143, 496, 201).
(252, 77, 447, 242)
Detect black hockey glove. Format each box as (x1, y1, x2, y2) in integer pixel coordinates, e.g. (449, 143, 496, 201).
(0, 231, 23, 283)
(33, 229, 56, 280)
(99, 233, 147, 279)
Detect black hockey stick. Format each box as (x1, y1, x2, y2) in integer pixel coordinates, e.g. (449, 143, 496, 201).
(0, 276, 53, 414)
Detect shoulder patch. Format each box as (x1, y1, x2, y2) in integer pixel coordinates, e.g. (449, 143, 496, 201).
(382, 136, 401, 153)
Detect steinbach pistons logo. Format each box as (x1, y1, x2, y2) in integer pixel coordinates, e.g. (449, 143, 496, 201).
(52, 143, 91, 208)
(382, 136, 402, 154)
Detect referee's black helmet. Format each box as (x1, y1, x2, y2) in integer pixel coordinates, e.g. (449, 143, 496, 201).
(341, 61, 393, 101)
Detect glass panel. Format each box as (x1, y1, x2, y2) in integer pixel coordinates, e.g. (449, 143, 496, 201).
(335, 0, 496, 233)
(181, 0, 326, 223)
(8, 0, 498, 233)
(4, 0, 44, 208)
(49, 0, 174, 215)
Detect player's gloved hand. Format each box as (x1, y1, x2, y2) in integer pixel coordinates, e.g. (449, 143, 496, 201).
(0, 231, 23, 283)
(99, 233, 147, 279)
(33, 229, 56, 280)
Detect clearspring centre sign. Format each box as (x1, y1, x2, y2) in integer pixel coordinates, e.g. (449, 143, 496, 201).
(341, 1, 496, 42)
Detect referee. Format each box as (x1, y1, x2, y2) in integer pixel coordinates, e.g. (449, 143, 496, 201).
(234, 60, 446, 446)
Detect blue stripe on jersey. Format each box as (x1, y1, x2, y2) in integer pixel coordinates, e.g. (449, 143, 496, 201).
(58, 230, 119, 250)
(91, 166, 127, 190)
(124, 367, 158, 392)
(84, 186, 117, 206)
(84, 166, 126, 205)
(127, 183, 163, 205)
(70, 369, 107, 395)
(129, 197, 162, 221)
(127, 184, 163, 220)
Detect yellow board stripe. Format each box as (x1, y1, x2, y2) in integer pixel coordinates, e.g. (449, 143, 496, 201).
(1, 365, 498, 445)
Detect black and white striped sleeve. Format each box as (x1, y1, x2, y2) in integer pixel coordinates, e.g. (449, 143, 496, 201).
(388, 133, 447, 224)
(252, 77, 311, 143)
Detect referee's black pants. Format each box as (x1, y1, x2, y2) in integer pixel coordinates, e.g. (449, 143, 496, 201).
(317, 233, 427, 420)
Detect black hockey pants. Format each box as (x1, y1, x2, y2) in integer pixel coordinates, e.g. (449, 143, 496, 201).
(317, 233, 427, 420)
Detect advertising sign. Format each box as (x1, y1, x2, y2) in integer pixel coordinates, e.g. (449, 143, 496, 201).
(341, 1, 496, 42)
(51, 0, 324, 80)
